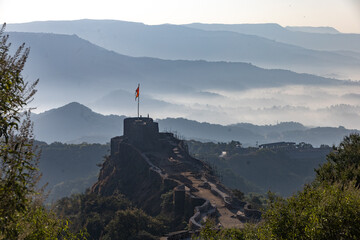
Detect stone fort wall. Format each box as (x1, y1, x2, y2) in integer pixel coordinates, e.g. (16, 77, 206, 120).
(124, 117, 160, 151)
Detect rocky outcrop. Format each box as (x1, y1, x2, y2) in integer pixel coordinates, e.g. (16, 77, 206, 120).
(92, 117, 254, 233)
(91, 141, 178, 215)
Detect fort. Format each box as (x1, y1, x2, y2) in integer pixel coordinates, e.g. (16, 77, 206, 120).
(111, 117, 160, 154)
(123, 117, 159, 149)
(92, 117, 261, 238)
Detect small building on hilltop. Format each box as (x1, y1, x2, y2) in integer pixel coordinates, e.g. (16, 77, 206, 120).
(259, 141, 296, 150)
(111, 117, 172, 153)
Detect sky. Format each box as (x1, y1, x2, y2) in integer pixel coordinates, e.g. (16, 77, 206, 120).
(1, 0, 360, 33)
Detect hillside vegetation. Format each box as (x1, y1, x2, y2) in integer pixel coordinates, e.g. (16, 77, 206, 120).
(0, 24, 85, 239)
(37, 140, 332, 202)
(187, 140, 331, 196)
(198, 134, 360, 239)
(36, 141, 109, 202)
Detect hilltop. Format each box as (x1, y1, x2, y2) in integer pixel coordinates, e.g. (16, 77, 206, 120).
(54, 117, 258, 238)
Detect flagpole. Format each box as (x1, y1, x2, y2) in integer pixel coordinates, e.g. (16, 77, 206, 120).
(137, 83, 140, 118)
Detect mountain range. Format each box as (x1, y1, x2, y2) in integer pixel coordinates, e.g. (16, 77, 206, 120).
(5, 20, 360, 129)
(185, 23, 360, 52)
(7, 20, 360, 80)
(31, 102, 359, 147)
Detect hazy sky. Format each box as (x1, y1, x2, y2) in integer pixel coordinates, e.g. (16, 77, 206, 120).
(1, 0, 360, 33)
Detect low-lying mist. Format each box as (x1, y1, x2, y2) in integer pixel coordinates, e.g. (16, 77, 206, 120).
(62, 83, 360, 129)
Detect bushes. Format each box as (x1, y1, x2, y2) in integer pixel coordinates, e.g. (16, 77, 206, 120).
(315, 133, 360, 186)
(260, 183, 360, 239)
(103, 209, 163, 240)
(55, 193, 166, 239)
(199, 134, 360, 240)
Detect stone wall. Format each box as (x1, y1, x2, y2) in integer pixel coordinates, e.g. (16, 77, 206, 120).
(243, 203, 262, 220)
(189, 197, 217, 230)
(123, 117, 159, 151)
(110, 136, 122, 156)
(91, 141, 176, 215)
(173, 185, 186, 213)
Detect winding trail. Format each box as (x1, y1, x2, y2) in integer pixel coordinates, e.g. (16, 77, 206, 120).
(142, 143, 244, 229)
(183, 172, 244, 228)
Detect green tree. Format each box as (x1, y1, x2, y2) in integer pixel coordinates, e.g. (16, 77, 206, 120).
(259, 183, 360, 239)
(0, 23, 86, 239)
(198, 134, 360, 240)
(196, 219, 246, 240)
(0, 22, 40, 238)
(0, 24, 38, 141)
(256, 134, 360, 239)
(315, 133, 360, 186)
(55, 193, 166, 240)
(103, 208, 163, 240)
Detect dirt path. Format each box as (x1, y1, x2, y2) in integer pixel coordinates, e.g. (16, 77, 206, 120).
(183, 172, 243, 228)
(144, 146, 244, 229)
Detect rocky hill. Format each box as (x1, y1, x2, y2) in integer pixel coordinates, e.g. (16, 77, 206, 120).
(90, 117, 257, 234)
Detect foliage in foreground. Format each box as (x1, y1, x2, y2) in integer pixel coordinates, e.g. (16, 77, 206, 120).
(198, 133, 360, 239)
(315, 133, 360, 186)
(0, 24, 86, 239)
(259, 182, 360, 239)
(55, 192, 165, 240)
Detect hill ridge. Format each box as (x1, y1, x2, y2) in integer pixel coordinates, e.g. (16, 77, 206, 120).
(7, 19, 360, 80)
(31, 102, 359, 146)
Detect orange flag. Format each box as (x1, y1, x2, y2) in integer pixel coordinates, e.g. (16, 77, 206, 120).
(135, 85, 139, 100)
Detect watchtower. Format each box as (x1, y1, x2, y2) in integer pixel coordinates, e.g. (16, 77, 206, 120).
(122, 117, 159, 151)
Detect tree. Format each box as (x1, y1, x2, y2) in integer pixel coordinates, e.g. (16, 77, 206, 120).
(0, 24, 38, 141)
(0, 22, 40, 238)
(197, 134, 360, 240)
(256, 134, 360, 239)
(315, 133, 360, 187)
(259, 183, 360, 239)
(0, 23, 86, 239)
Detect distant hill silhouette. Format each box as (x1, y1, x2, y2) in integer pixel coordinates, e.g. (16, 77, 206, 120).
(7, 20, 360, 79)
(32, 102, 126, 143)
(185, 23, 360, 52)
(31, 102, 359, 146)
(285, 26, 340, 34)
(6, 31, 356, 120)
(186, 22, 360, 79)
(159, 118, 359, 147)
